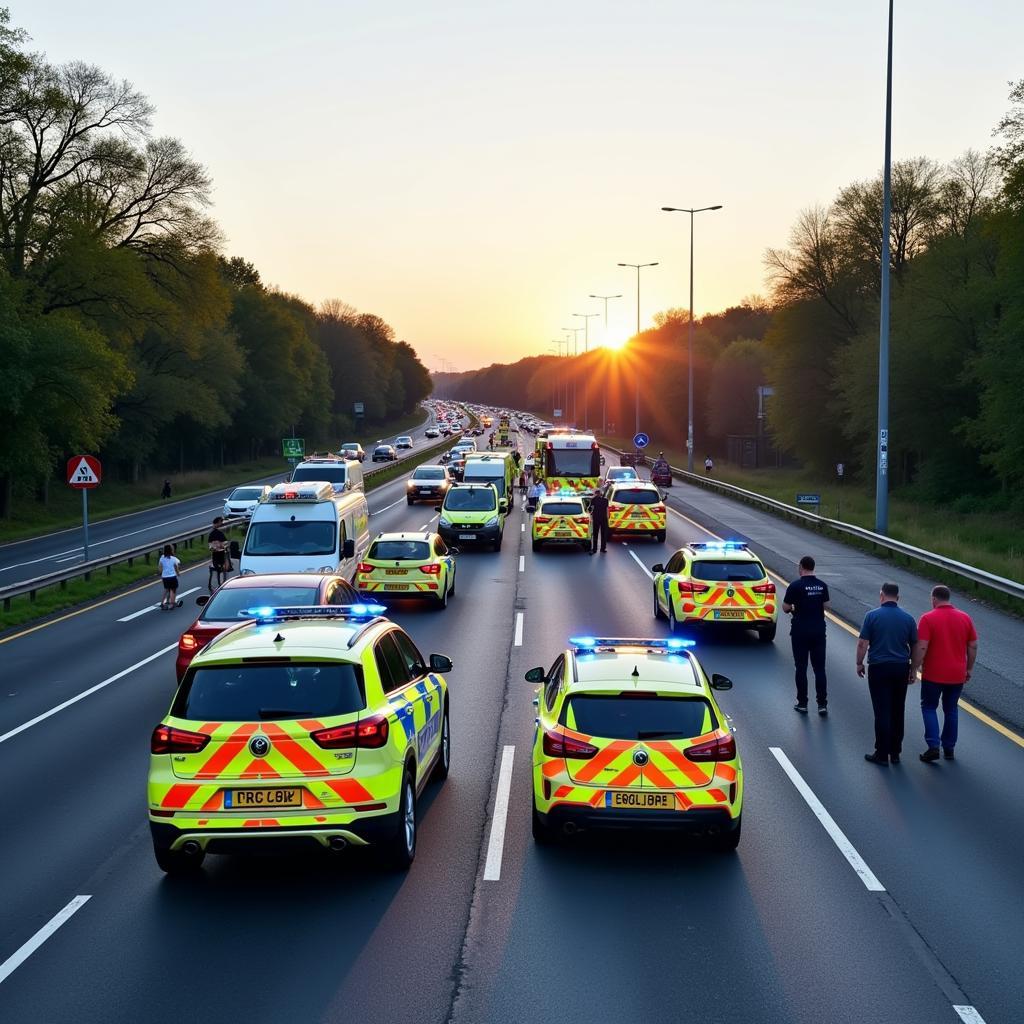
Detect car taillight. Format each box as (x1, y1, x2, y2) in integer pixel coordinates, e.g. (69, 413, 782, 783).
(419, 563, 442, 575)
(752, 582, 776, 595)
(542, 729, 598, 759)
(685, 732, 736, 762)
(677, 581, 711, 595)
(311, 714, 389, 750)
(151, 725, 210, 755)
(356, 562, 373, 574)
(652, 505, 665, 513)
(534, 515, 551, 523)
(179, 633, 199, 651)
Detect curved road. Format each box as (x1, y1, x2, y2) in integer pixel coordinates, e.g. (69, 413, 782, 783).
(0, 436, 1021, 1024)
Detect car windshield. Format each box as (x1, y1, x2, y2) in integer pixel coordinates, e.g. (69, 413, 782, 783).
(561, 694, 716, 740)
(229, 487, 264, 501)
(369, 540, 431, 561)
(202, 585, 321, 620)
(174, 663, 366, 721)
(244, 520, 336, 556)
(445, 488, 496, 512)
(413, 468, 445, 480)
(691, 559, 766, 582)
(548, 447, 600, 478)
(292, 466, 348, 484)
(541, 502, 584, 515)
(612, 488, 660, 505)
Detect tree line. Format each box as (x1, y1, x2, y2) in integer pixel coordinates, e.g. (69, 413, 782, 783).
(440, 80, 1024, 511)
(0, 10, 430, 516)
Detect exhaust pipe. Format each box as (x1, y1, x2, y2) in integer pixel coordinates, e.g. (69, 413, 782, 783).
(562, 822, 580, 836)
(328, 836, 348, 852)
(182, 840, 202, 857)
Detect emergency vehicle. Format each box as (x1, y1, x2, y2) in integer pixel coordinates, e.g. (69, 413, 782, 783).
(531, 493, 591, 551)
(605, 481, 667, 542)
(537, 431, 601, 495)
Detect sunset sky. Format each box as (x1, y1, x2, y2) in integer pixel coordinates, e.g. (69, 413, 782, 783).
(21, 0, 1024, 371)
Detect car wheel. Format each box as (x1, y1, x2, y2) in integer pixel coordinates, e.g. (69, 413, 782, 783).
(437, 580, 448, 609)
(407, 497, 415, 506)
(712, 816, 741, 852)
(432, 703, 450, 782)
(154, 845, 205, 875)
(653, 585, 664, 620)
(384, 769, 417, 870)
(494, 531, 503, 552)
(532, 539, 540, 552)
(532, 797, 557, 845)
(448, 569, 456, 597)
(759, 624, 777, 643)
(655, 530, 666, 543)
(668, 602, 678, 634)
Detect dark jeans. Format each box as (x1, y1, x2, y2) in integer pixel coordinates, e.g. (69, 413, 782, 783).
(920, 680, 965, 751)
(868, 662, 910, 756)
(791, 632, 827, 707)
(591, 519, 609, 552)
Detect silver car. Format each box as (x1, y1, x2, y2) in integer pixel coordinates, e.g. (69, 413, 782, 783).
(222, 485, 272, 518)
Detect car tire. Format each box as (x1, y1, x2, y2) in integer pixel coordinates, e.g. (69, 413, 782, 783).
(668, 602, 679, 634)
(758, 624, 777, 643)
(494, 531, 503, 552)
(384, 769, 417, 870)
(655, 530, 666, 543)
(653, 585, 664, 621)
(532, 539, 540, 552)
(448, 570, 456, 597)
(713, 816, 741, 852)
(532, 797, 557, 845)
(154, 845, 205, 875)
(432, 704, 451, 782)
(407, 497, 415, 506)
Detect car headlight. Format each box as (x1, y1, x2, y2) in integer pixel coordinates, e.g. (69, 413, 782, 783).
(407, 480, 415, 488)
(439, 516, 451, 528)
(484, 516, 498, 528)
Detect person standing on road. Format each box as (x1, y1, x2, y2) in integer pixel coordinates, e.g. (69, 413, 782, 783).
(783, 555, 831, 715)
(857, 582, 918, 765)
(208, 516, 229, 591)
(589, 489, 610, 555)
(912, 585, 978, 763)
(159, 544, 182, 610)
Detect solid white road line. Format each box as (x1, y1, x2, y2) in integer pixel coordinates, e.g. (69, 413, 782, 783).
(0, 895, 92, 985)
(519, 555, 525, 573)
(117, 587, 199, 622)
(0, 643, 177, 745)
(513, 612, 524, 647)
(769, 747, 885, 892)
(483, 745, 516, 882)
(371, 496, 407, 516)
(628, 550, 653, 579)
(953, 1007, 988, 1024)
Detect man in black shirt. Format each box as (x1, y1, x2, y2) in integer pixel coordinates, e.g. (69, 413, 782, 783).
(589, 490, 610, 554)
(783, 555, 832, 715)
(208, 517, 228, 591)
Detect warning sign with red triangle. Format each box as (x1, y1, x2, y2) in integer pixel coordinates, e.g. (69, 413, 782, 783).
(67, 455, 102, 489)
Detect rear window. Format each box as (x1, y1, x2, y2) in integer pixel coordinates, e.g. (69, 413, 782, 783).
(561, 694, 716, 740)
(174, 663, 366, 721)
(541, 502, 584, 515)
(244, 521, 335, 556)
(202, 586, 320, 620)
(292, 466, 347, 484)
(368, 540, 431, 561)
(691, 559, 766, 582)
(374, 447, 391, 455)
(612, 488, 660, 505)
(412, 468, 445, 480)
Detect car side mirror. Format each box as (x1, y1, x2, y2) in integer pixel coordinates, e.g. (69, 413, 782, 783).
(196, 594, 210, 607)
(525, 666, 546, 683)
(499, 499, 508, 513)
(711, 673, 733, 691)
(449, 546, 460, 555)
(661, 492, 668, 502)
(429, 653, 453, 673)
(342, 538, 355, 559)
(435, 505, 442, 513)
(651, 563, 664, 574)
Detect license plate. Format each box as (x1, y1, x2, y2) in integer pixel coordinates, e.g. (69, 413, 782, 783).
(224, 787, 302, 809)
(714, 609, 745, 620)
(459, 533, 475, 540)
(631, 511, 645, 518)
(384, 583, 408, 591)
(385, 569, 407, 575)
(554, 530, 572, 537)
(419, 488, 432, 493)
(610, 791, 675, 810)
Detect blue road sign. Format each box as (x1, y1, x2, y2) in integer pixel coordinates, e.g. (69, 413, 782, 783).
(633, 432, 650, 449)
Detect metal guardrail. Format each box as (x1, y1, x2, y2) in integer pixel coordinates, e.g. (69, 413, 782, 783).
(0, 428, 467, 613)
(602, 443, 1024, 603)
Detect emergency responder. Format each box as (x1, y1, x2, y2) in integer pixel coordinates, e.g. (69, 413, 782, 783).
(589, 488, 610, 554)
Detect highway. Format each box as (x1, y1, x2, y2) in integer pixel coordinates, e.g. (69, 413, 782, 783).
(0, 414, 439, 590)
(0, 439, 1021, 1024)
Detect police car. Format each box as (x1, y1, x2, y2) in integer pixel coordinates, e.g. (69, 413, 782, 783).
(652, 541, 777, 642)
(528, 637, 741, 849)
(531, 493, 591, 551)
(355, 532, 456, 608)
(605, 481, 667, 543)
(149, 605, 452, 874)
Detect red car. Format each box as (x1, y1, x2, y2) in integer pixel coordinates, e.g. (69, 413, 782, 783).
(650, 458, 673, 487)
(175, 573, 359, 681)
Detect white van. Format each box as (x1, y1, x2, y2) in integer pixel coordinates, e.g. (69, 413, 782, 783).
(289, 455, 364, 494)
(240, 481, 370, 577)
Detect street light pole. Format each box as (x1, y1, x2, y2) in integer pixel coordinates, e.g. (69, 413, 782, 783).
(617, 263, 658, 437)
(589, 293, 622, 434)
(875, 0, 894, 534)
(660, 205, 722, 472)
(573, 312, 600, 428)
(562, 326, 584, 424)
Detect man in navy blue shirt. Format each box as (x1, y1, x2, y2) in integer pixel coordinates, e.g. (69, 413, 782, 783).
(783, 555, 831, 715)
(857, 582, 918, 764)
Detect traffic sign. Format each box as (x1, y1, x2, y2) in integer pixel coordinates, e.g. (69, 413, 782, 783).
(67, 455, 101, 489)
(282, 438, 305, 459)
(633, 432, 650, 449)
(796, 493, 821, 506)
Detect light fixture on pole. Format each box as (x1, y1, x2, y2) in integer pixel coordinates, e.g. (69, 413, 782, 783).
(617, 262, 659, 435)
(562, 326, 584, 424)
(660, 205, 722, 472)
(589, 293, 622, 434)
(573, 312, 600, 429)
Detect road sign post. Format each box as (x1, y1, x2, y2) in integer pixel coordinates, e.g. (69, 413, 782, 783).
(67, 455, 102, 561)
(282, 438, 305, 460)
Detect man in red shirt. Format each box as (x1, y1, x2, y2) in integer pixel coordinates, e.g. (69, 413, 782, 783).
(912, 585, 978, 762)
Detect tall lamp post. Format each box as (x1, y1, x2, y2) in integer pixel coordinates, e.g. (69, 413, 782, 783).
(617, 262, 658, 436)
(660, 205, 722, 472)
(590, 294, 622, 434)
(562, 326, 584, 424)
(573, 312, 600, 428)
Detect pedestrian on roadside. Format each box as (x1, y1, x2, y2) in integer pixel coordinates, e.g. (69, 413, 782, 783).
(159, 544, 182, 609)
(912, 585, 978, 763)
(857, 582, 918, 765)
(704, 456, 714, 474)
(161, 479, 172, 500)
(783, 555, 831, 715)
(589, 488, 610, 555)
(208, 516, 229, 591)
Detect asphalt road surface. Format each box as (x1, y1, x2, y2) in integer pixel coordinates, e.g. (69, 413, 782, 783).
(0, 442, 1020, 1024)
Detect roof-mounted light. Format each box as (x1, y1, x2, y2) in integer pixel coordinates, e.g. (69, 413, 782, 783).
(240, 604, 387, 623)
(568, 636, 696, 652)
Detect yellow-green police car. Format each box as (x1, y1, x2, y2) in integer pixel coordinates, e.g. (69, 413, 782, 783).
(355, 532, 457, 608)
(437, 482, 508, 551)
(652, 541, 777, 642)
(531, 493, 592, 551)
(527, 636, 742, 850)
(148, 605, 452, 874)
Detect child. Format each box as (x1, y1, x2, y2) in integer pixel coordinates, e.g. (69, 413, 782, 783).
(159, 544, 182, 609)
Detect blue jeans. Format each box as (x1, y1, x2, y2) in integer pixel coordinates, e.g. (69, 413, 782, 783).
(920, 680, 964, 750)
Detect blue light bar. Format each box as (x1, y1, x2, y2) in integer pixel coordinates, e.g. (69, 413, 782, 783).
(689, 540, 748, 551)
(568, 636, 696, 651)
(240, 604, 387, 622)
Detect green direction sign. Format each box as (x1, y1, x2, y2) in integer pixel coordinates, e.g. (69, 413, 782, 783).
(282, 437, 305, 459)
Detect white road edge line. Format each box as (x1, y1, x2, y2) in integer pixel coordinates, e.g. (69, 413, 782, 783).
(953, 1007, 988, 1024)
(0, 644, 177, 745)
(513, 612, 524, 647)
(519, 555, 525, 573)
(371, 496, 407, 516)
(0, 895, 92, 985)
(769, 747, 885, 892)
(483, 745, 516, 882)
(628, 550, 653, 579)
(117, 587, 200, 622)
